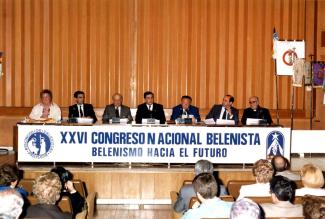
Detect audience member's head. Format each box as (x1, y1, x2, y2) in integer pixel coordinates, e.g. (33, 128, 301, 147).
(300, 164, 324, 189)
(0, 189, 24, 219)
(252, 159, 274, 183)
(194, 160, 214, 176)
(0, 164, 19, 187)
(271, 155, 290, 172)
(303, 195, 325, 219)
(50, 166, 73, 190)
(33, 172, 61, 205)
(193, 173, 218, 201)
(230, 198, 261, 219)
(270, 175, 294, 203)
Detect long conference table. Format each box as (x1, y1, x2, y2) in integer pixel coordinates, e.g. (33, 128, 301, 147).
(17, 122, 293, 164)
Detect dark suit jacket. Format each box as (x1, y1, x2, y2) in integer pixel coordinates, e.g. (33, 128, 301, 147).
(25, 204, 72, 219)
(102, 104, 133, 123)
(205, 104, 239, 125)
(135, 103, 166, 124)
(68, 103, 97, 123)
(170, 104, 201, 122)
(241, 106, 273, 125)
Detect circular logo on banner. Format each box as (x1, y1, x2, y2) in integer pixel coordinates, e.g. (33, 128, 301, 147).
(282, 49, 298, 66)
(24, 129, 54, 159)
(266, 131, 285, 157)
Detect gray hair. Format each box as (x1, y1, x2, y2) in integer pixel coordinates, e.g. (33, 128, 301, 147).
(0, 189, 23, 219)
(194, 160, 214, 176)
(230, 198, 261, 219)
(33, 172, 62, 205)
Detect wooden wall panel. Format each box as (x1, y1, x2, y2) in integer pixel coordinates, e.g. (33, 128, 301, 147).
(0, 0, 319, 112)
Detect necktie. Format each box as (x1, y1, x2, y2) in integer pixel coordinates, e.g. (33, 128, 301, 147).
(148, 105, 151, 111)
(115, 107, 119, 118)
(79, 105, 84, 117)
(222, 110, 227, 120)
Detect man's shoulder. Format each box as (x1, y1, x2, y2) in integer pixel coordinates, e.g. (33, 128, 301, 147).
(260, 106, 270, 111)
(211, 104, 222, 110)
(154, 103, 164, 108)
(189, 105, 199, 111)
(179, 184, 195, 194)
(84, 103, 94, 108)
(137, 103, 146, 108)
(121, 105, 131, 110)
(172, 104, 182, 110)
(69, 104, 77, 109)
(104, 104, 114, 109)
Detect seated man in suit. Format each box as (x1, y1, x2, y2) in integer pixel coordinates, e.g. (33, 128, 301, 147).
(68, 90, 97, 123)
(170, 95, 201, 122)
(205, 94, 239, 125)
(135, 91, 166, 124)
(261, 175, 303, 218)
(29, 89, 61, 122)
(174, 160, 228, 213)
(102, 93, 133, 123)
(182, 173, 233, 219)
(241, 96, 273, 125)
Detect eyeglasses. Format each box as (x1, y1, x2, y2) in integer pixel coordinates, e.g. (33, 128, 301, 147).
(249, 101, 257, 104)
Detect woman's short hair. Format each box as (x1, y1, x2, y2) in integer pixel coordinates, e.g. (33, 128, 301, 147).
(33, 172, 62, 205)
(300, 164, 324, 188)
(0, 189, 24, 219)
(252, 159, 274, 183)
(0, 164, 19, 186)
(303, 195, 325, 219)
(40, 89, 53, 99)
(193, 173, 218, 199)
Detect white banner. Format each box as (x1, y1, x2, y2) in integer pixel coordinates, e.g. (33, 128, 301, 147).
(18, 125, 291, 163)
(275, 41, 305, 75)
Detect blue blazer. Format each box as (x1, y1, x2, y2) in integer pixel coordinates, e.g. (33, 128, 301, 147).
(171, 105, 201, 122)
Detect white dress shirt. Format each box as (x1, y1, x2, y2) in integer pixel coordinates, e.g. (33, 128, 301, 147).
(146, 104, 153, 111)
(77, 104, 84, 117)
(29, 103, 61, 121)
(219, 106, 233, 120)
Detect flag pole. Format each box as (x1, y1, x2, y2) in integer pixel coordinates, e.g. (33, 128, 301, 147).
(273, 28, 280, 125)
(309, 54, 314, 130)
(275, 62, 280, 125)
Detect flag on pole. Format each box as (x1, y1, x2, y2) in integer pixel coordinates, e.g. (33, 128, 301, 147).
(272, 28, 279, 59)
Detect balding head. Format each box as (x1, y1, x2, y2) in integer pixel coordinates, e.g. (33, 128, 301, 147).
(248, 96, 259, 110)
(112, 93, 123, 107)
(272, 155, 289, 172)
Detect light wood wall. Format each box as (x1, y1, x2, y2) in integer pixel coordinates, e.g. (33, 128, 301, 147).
(0, 0, 320, 110)
(22, 167, 255, 199)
